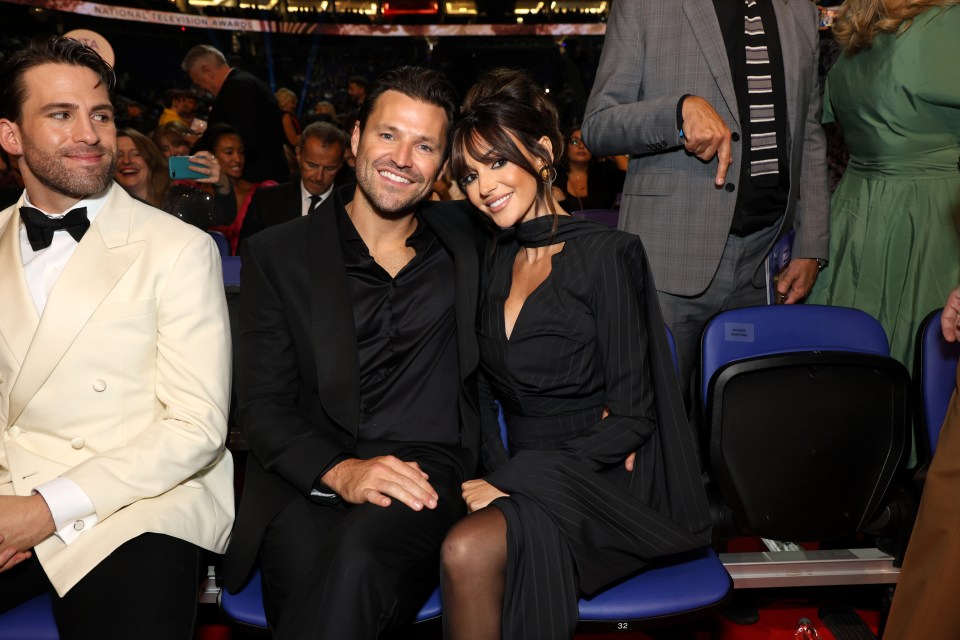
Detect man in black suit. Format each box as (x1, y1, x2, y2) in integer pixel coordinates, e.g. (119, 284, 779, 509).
(238, 122, 355, 250)
(221, 67, 483, 640)
(181, 45, 288, 183)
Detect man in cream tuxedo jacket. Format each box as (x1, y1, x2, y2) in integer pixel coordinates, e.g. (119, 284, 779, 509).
(0, 37, 233, 639)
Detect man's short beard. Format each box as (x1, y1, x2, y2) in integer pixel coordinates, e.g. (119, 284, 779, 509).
(23, 138, 116, 201)
(354, 159, 435, 219)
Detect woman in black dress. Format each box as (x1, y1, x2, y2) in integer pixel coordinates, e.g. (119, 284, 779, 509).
(440, 68, 712, 640)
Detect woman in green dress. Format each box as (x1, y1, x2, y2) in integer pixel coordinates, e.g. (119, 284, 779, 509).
(808, 0, 960, 367)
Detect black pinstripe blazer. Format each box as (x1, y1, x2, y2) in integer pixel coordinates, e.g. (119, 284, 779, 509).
(478, 219, 712, 593)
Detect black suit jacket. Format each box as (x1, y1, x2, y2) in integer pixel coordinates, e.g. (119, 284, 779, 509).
(237, 180, 301, 251)
(209, 69, 289, 184)
(238, 173, 360, 253)
(222, 194, 484, 591)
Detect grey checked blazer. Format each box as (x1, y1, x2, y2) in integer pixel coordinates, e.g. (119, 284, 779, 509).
(582, 0, 829, 297)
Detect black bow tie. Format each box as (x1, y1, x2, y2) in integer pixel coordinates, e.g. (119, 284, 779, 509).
(20, 206, 90, 251)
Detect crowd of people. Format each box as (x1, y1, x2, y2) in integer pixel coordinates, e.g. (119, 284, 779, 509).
(0, 0, 958, 637)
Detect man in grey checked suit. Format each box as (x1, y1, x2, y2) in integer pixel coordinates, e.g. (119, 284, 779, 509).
(583, 0, 829, 400)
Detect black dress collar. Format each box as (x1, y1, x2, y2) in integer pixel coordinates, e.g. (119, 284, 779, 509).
(508, 214, 612, 248)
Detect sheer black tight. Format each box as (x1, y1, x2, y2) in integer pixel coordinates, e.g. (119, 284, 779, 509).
(440, 505, 508, 640)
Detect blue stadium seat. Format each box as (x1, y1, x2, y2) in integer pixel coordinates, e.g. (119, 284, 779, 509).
(0, 593, 59, 640)
(915, 309, 960, 456)
(221, 256, 241, 291)
(577, 547, 730, 629)
(220, 552, 730, 632)
(208, 230, 230, 257)
(700, 304, 914, 543)
(700, 304, 889, 407)
(219, 570, 442, 627)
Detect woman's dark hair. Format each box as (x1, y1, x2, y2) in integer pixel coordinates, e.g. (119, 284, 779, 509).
(450, 68, 564, 220)
(561, 123, 592, 167)
(193, 123, 241, 154)
(0, 35, 116, 123)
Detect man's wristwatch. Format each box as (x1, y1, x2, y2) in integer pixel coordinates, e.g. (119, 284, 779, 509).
(816, 258, 828, 272)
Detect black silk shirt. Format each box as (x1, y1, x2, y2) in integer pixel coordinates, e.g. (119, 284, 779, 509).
(335, 204, 461, 445)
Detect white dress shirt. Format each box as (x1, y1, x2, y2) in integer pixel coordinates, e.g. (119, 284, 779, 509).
(19, 189, 110, 544)
(300, 181, 335, 217)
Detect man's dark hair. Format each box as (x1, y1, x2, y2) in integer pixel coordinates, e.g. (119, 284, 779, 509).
(299, 121, 348, 152)
(357, 66, 459, 161)
(162, 87, 185, 109)
(193, 123, 241, 155)
(0, 35, 116, 123)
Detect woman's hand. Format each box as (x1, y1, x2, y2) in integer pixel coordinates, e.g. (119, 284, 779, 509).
(462, 479, 508, 513)
(190, 152, 231, 195)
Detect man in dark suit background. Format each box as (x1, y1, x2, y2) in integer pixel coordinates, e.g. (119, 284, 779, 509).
(238, 122, 355, 250)
(222, 67, 483, 640)
(583, 0, 829, 401)
(181, 45, 288, 184)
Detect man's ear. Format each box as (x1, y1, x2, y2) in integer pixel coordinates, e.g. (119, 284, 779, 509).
(0, 119, 23, 158)
(351, 122, 361, 158)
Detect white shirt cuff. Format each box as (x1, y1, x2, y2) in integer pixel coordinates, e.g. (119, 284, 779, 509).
(33, 477, 99, 545)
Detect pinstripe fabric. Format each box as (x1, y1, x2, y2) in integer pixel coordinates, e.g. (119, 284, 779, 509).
(478, 217, 710, 638)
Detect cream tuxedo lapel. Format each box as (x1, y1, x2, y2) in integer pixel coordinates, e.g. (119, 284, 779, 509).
(0, 200, 40, 371)
(683, 0, 739, 123)
(8, 185, 144, 425)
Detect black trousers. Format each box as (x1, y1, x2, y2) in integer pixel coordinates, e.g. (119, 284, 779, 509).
(0, 533, 202, 640)
(260, 446, 467, 640)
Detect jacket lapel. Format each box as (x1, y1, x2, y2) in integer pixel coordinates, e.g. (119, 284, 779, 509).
(422, 202, 479, 382)
(683, 0, 739, 122)
(0, 200, 40, 368)
(772, 0, 802, 150)
(308, 197, 360, 435)
(8, 185, 143, 425)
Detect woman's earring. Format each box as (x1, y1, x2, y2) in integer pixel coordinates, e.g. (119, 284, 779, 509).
(539, 164, 557, 184)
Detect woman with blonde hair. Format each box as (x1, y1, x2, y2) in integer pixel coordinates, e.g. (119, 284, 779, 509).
(808, 0, 960, 367)
(115, 128, 169, 208)
(275, 87, 301, 148)
(153, 121, 195, 159)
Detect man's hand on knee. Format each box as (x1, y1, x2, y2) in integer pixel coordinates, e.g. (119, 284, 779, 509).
(322, 456, 439, 510)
